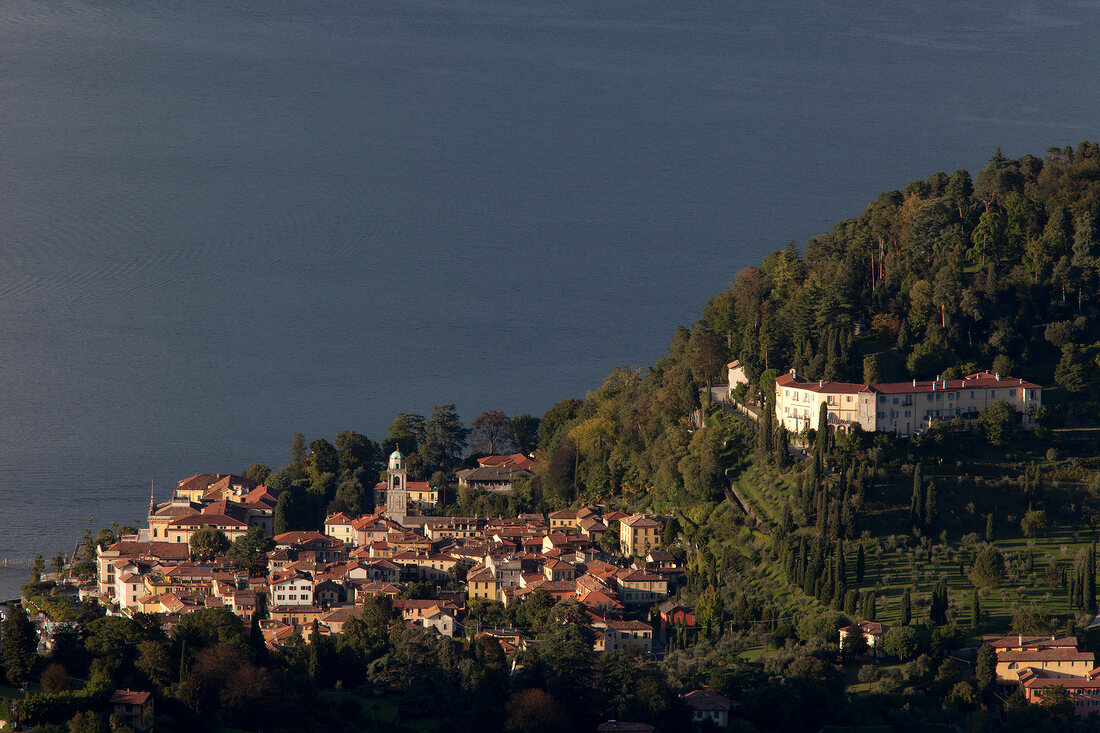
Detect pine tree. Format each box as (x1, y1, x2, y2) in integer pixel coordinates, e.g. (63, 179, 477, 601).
(1, 605, 38, 685)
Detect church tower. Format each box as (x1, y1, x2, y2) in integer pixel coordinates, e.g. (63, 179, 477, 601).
(385, 448, 408, 523)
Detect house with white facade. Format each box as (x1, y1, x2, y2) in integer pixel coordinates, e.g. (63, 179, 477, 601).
(775, 370, 1041, 437)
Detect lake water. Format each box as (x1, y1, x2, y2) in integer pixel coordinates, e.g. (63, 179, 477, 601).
(0, 0, 1098, 599)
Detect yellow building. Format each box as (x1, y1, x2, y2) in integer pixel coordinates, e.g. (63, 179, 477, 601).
(619, 514, 661, 557)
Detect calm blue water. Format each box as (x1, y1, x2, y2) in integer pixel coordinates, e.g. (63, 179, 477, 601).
(1, 0, 1099, 598)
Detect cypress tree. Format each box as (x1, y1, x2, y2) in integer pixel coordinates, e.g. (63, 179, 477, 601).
(930, 579, 948, 625)
(844, 589, 858, 615)
(774, 424, 791, 467)
(901, 588, 912, 626)
(856, 543, 866, 584)
(179, 639, 189, 683)
(1088, 547, 1097, 615)
(971, 589, 981, 630)
(816, 401, 829, 455)
(985, 512, 995, 542)
(911, 463, 923, 526)
(924, 480, 938, 529)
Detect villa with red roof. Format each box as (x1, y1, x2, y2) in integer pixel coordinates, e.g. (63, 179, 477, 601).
(775, 369, 1041, 437)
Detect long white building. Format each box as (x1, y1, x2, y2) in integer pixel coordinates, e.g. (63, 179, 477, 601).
(774, 370, 1041, 437)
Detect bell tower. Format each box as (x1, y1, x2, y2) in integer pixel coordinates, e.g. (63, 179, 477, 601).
(386, 448, 408, 523)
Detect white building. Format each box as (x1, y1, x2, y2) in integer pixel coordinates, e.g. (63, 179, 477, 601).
(775, 370, 1041, 437)
(269, 571, 314, 607)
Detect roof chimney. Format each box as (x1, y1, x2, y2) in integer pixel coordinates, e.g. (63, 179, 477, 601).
(913, 379, 917, 387)
(1019, 634, 1023, 646)
(995, 373, 1001, 381)
(819, 380, 824, 387)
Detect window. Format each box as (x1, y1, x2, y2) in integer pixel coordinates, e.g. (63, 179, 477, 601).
(927, 394, 933, 402)
(991, 390, 996, 397)
(1009, 389, 1016, 396)
(905, 410, 911, 417)
(845, 396, 852, 402)
(879, 396, 886, 403)
(892, 397, 898, 404)
(970, 390, 975, 398)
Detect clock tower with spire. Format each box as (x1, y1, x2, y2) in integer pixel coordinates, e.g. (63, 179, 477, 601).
(385, 448, 408, 523)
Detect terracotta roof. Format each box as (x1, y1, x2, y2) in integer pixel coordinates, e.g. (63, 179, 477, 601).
(620, 514, 660, 528)
(110, 689, 152, 706)
(871, 371, 1041, 395)
(988, 635, 1077, 650)
(103, 541, 191, 560)
(167, 513, 248, 528)
(461, 465, 534, 482)
(393, 598, 460, 611)
(598, 619, 651, 631)
(774, 373, 868, 394)
(274, 530, 337, 545)
(683, 689, 733, 712)
(477, 453, 537, 469)
(1020, 671, 1100, 689)
(578, 591, 623, 609)
(175, 473, 224, 492)
(617, 569, 664, 582)
(151, 502, 202, 517)
(999, 649, 1095, 663)
(467, 567, 495, 583)
(319, 606, 359, 623)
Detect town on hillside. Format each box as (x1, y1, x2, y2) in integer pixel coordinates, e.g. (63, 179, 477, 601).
(0, 449, 739, 731)
(90, 450, 674, 657)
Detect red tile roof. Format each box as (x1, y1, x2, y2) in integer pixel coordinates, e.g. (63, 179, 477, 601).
(774, 373, 869, 394)
(110, 690, 152, 706)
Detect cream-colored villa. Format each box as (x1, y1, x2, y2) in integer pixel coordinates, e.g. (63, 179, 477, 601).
(774, 370, 1041, 436)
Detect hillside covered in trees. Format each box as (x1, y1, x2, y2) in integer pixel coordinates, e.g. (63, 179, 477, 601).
(16, 143, 1100, 733)
(532, 142, 1100, 511)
